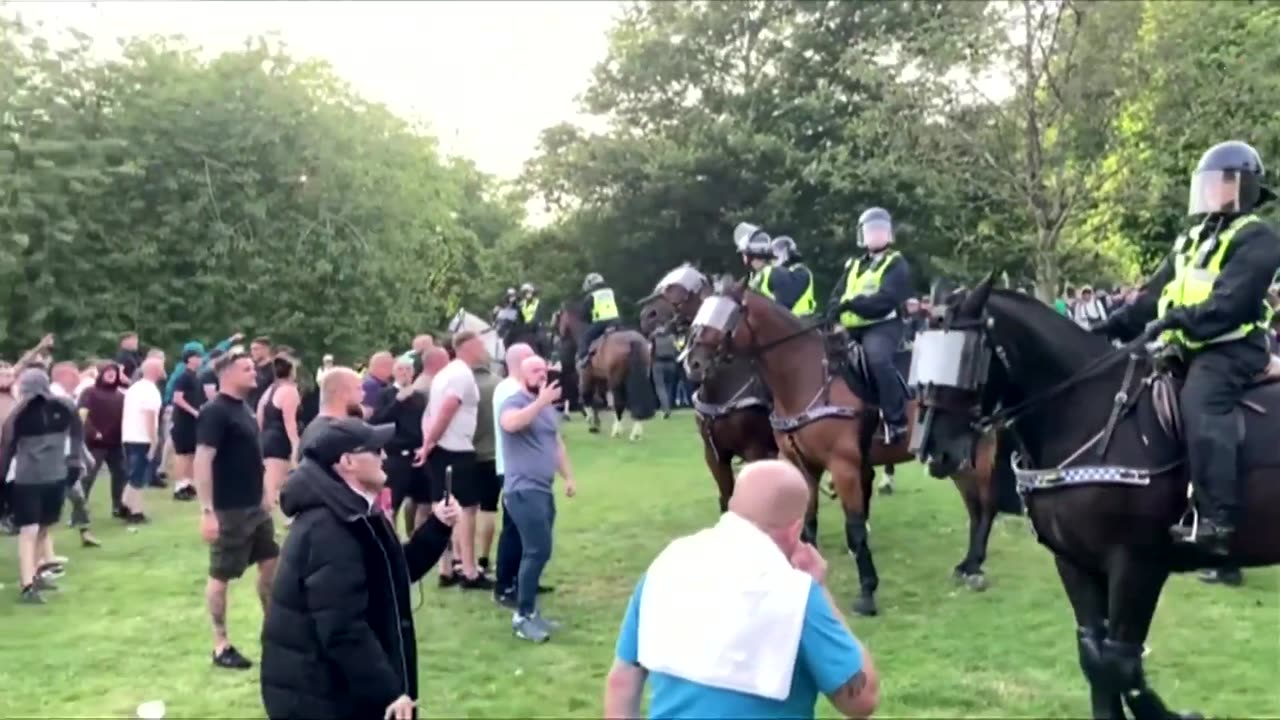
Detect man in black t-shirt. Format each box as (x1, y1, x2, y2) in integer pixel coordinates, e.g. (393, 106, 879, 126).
(170, 349, 208, 502)
(194, 350, 277, 671)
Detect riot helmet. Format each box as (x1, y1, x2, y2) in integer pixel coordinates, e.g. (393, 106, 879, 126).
(1188, 141, 1275, 216)
(733, 222, 773, 259)
(858, 207, 894, 251)
(582, 272, 605, 292)
(772, 236, 800, 265)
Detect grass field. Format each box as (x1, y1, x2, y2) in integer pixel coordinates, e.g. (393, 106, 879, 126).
(1, 414, 1276, 718)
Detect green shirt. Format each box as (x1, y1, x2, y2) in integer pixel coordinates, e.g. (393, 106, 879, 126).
(471, 365, 501, 461)
(1054, 298, 1069, 316)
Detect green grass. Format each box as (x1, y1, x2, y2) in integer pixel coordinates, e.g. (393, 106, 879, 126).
(1, 415, 1276, 718)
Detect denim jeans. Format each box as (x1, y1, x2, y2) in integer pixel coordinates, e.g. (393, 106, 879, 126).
(495, 494, 523, 596)
(504, 489, 555, 616)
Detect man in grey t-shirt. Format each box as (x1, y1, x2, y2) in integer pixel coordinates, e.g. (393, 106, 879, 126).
(498, 355, 577, 642)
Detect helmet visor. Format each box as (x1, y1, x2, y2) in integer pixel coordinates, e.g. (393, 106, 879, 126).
(1188, 169, 1242, 216)
(860, 220, 893, 247)
(733, 222, 762, 253)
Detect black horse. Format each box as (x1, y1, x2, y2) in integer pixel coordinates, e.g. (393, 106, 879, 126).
(911, 275, 1280, 720)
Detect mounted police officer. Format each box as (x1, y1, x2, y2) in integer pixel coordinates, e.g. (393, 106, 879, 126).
(576, 272, 621, 370)
(735, 223, 817, 317)
(494, 287, 520, 338)
(519, 282, 542, 329)
(827, 207, 912, 444)
(1096, 140, 1279, 555)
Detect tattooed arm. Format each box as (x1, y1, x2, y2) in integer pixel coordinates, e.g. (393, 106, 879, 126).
(811, 584, 880, 719)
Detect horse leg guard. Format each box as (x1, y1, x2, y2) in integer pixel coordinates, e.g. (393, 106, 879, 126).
(1100, 640, 1200, 720)
(844, 514, 879, 616)
(801, 515, 818, 546)
(1076, 626, 1125, 720)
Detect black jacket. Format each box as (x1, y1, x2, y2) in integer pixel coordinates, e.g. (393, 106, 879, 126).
(1105, 215, 1280, 345)
(260, 459, 452, 720)
(765, 262, 813, 310)
(369, 385, 426, 453)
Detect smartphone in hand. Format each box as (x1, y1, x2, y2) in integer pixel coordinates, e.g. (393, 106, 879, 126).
(443, 465, 453, 504)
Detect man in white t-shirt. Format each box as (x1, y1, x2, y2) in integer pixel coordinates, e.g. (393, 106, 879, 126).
(491, 343, 534, 605)
(415, 330, 489, 588)
(120, 358, 164, 522)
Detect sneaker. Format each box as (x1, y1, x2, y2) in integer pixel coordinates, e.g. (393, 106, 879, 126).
(212, 645, 252, 670)
(438, 574, 460, 588)
(513, 614, 551, 643)
(460, 574, 495, 591)
(494, 591, 518, 609)
(125, 512, 150, 525)
(173, 486, 196, 502)
(530, 611, 561, 631)
(37, 562, 65, 580)
(34, 574, 59, 592)
(19, 585, 45, 604)
(477, 557, 490, 574)
(80, 530, 102, 548)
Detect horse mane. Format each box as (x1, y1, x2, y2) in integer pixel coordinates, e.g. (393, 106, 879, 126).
(985, 288, 1115, 372)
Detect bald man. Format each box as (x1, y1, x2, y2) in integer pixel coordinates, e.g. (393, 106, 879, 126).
(606, 460, 879, 719)
(371, 356, 428, 534)
(491, 343, 535, 605)
(298, 368, 365, 453)
(360, 352, 394, 418)
(412, 347, 450, 395)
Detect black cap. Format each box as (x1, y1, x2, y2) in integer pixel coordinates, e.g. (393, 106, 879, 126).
(303, 418, 395, 466)
(182, 348, 202, 362)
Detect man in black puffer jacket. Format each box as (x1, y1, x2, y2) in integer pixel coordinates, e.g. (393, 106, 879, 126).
(260, 418, 459, 720)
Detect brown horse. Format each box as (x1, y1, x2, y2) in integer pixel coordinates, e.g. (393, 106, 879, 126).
(557, 303, 656, 440)
(685, 278, 1011, 614)
(639, 268, 777, 511)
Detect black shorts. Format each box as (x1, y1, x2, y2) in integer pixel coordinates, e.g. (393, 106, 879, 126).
(210, 506, 279, 581)
(425, 447, 478, 507)
(261, 430, 292, 461)
(472, 460, 502, 512)
(171, 419, 197, 456)
(383, 450, 415, 511)
(9, 483, 66, 528)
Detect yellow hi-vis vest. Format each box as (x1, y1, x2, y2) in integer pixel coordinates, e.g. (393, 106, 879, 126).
(521, 298, 539, 324)
(1158, 213, 1268, 350)
(751, 264, 817, 316)
(591, 288, 620, 322)
(839, 251, 900, 328)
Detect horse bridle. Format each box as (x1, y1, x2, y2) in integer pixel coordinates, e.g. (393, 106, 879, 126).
(689, 290, 830, 370)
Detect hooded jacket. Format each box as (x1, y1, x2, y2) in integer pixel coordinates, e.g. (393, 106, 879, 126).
(0, 368, 84, 486)
(260, 458, 452, 720)
(78, 362, 126, 449)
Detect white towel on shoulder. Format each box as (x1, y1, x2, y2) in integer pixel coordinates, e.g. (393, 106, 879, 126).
(637, 512, 811, 701)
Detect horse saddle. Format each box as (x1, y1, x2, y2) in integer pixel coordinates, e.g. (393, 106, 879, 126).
(581, 326, 620, 366)
(1145, 354, 1280, 470)
(834, 339, 913, 407)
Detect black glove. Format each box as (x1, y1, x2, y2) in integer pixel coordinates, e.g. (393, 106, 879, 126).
(824, 300, 849, 323)
(1141, 316, 1174, 342)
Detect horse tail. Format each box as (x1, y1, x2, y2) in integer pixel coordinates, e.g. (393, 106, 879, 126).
(993, 428, 1023, 514)
(624, 336, 658, 421)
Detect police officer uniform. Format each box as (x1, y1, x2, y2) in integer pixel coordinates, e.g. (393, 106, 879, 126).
(576, 272, 621, 367)
(736, 223, 817, 316)
(828, 207, 912, 443)
(494, 287, 520, 337)
(1098, 140, 1279, 554)
(519, 282, 541, 329)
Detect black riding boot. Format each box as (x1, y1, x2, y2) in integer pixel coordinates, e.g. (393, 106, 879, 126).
(1171, 412, 1237, 555)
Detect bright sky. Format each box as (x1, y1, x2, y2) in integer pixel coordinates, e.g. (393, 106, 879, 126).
(13, 0, 621, 180)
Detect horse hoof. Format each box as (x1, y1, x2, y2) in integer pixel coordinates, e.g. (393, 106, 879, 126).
(878, 482, 894, 496)
(588, 426, 600, 434)
(852, 594, 878, 617)
(965, 573, 988, 592)
(1174, 712, 1204, 720)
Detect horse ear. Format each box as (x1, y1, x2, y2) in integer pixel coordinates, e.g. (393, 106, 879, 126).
(960, 272, 996, 317)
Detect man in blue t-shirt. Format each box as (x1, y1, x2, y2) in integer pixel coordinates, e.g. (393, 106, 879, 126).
(604, 460, 879, 719)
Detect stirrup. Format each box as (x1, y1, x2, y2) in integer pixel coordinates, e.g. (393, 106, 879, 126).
(1171, 482, 1199, 539)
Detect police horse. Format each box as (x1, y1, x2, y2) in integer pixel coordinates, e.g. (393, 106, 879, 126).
(911, 276, 1280, 720)
(556, 303, 657, 440)
(448, 308, 506, 375)
(683, 277, 1013, 615)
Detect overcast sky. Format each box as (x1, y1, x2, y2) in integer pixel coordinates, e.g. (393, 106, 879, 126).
(13, 0, 621, 180)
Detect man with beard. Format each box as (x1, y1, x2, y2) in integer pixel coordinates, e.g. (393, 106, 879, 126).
(195, 350, 278, 670)
(360, 352, 394, 419)
(299, 368, 367, 452)
(260, 418, 459, 720)
(249, 336, 274, 410)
